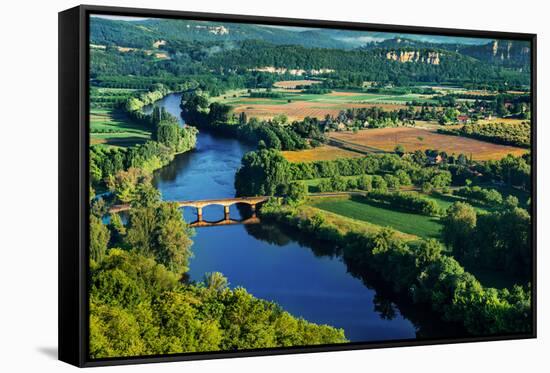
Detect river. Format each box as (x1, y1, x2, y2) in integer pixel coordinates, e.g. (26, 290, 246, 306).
(143, 93, 433, 343)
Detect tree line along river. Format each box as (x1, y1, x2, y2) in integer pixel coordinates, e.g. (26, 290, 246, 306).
(142, 93, 462, 343)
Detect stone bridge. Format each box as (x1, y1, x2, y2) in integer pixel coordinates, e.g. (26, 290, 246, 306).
(177, 196, 269, 221)
(109, 196, 270, 224)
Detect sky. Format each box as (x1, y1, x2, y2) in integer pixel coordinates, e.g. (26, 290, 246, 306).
(90, 14, 489, 45)
(91, 15, 149, 21)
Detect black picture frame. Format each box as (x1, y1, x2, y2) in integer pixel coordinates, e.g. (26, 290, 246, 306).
(59, 4, 537, 367)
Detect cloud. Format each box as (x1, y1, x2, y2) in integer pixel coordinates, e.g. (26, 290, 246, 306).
(336, 36, 387, 45)
(90, 15, 149, 21)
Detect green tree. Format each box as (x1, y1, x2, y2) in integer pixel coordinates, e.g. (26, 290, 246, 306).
(238, 111, 248, 125)
(504, 195, 519, 208)
(126, 202, 194, 274)
(90, 215, 110, 264)
(125, 206, 157, 257)
(415, 239, 443, 269)
(372, 175, 388, 191)
(330, 175, 348, 191)
(394, 144, 405, 156)
(235, 149, 291, 196)
(208, 102, 232, 124)
(90, 198, 108, 218)
(421, 181, 433, 193)
(157, 123, 179, 149)
(441, 202, 477, 260)
(203, 272, 229, 293)
(357, 175, 373, 191)
(107, 168, 151, 204)
(108, 213, 126, 247)
(279, 181, 308, 203)
(90, 302, 146, 357)
(132, 182, 161, 208)
(155, 203, 194, 274)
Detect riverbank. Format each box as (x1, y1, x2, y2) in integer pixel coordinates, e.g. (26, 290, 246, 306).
(90, 92, 198, 193)
(259, 199, 532, 336)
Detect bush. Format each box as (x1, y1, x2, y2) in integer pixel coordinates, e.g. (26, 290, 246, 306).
(357, 175, 373, 191)
(439, 122, 531, 148)
(372, 175, 388, 191)
(365, 191, 442, 216)
(454, 186, 503, 206)
(384, 174, 400, 189)
(278, 181, 308, 203)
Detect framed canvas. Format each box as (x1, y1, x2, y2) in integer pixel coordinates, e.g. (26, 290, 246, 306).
(59, 4, 537, 367)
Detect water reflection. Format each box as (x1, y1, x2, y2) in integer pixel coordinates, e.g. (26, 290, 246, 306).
(244, 222, 468, 340)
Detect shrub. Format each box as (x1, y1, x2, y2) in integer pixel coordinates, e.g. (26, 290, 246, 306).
(454, 186, 503, 206)
(365, 191, 441, 216)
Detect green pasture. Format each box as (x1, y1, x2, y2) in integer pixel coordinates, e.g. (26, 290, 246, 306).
(215, 88, 439, 108)
(90, 108, 151, 147)
(311, 197, 443, 239)
(90, 87, 141, 109)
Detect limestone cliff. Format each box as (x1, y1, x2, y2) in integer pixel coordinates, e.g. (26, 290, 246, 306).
(384, 50, 442, 65)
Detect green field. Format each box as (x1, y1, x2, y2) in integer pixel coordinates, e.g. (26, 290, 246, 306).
(90, 108, 151, 147)
(302, 180, 491, 213)
(214, 88, 438, 107)
(90, 87, 141, 109)
(311, 197, 442, 239)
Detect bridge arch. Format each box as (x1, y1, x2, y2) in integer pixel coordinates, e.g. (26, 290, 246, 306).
(177, 196, 269, 222)
(108, 196, 270, 225)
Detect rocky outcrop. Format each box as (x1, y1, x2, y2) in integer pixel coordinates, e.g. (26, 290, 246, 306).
(248, 66, 335, 76)
(461, 40, 530, 68)
(384, 50, 442, 65)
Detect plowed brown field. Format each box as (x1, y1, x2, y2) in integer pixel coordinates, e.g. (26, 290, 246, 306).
(282, 145, 363, 162)
(273, 80, 321, 89)
(232, 101, 408, 121)
(329, 127, 527, 160)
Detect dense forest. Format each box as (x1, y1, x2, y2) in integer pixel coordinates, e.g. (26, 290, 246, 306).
(91, 40, 528, 89)
(90, 178, 346, 358)
(90, 17, 530, 90)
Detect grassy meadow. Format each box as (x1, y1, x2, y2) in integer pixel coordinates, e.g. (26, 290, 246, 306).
(90, 108, 151, 147)
(311, 196, 443, 239)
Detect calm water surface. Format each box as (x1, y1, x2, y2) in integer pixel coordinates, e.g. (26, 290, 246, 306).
(147, 94, 420, 342)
